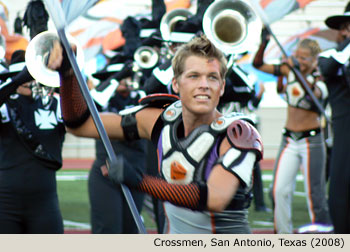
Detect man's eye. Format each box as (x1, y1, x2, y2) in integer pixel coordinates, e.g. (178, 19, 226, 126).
(209, 75, 218, 80)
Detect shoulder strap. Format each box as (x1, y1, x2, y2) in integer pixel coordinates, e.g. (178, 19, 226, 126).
(7, 100, 61, 169)
(139, 93, 179, 108)
(210, 112, 255, 133)
(161, 99, 182, 123)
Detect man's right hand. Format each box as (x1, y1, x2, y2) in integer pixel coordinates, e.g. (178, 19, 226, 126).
(47, 40, 77, 76)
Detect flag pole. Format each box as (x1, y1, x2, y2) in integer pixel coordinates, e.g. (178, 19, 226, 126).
(249, 0, 331, 124)
(43, 0, 147, 234)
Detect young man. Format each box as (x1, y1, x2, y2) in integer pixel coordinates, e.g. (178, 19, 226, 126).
(48, 35, 263, 234)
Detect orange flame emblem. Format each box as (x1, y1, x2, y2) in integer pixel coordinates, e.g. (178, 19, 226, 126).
(170, 161, 187, 180)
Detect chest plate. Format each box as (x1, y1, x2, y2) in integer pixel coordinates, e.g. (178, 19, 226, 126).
(159, 101, 249, 184)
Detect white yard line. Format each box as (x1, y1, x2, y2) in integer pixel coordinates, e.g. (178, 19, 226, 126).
(56, 171, 89, 181)
(63, 220, 91, 229)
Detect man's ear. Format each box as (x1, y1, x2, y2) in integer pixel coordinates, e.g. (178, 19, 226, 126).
(220, 79, 226, 97)
(172, 77, 179, 94)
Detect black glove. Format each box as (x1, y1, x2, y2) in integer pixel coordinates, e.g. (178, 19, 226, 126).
(253, 27, 270, 68)
(107, 155, 144, 188)
(291, 56, 300, 71)
(151, 0, 166, 25)
(261, 27, 270, 45)
(121, 16, 141, 39)
(121, 17, 142, 58)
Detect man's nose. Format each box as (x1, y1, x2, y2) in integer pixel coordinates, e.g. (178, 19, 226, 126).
(198, 77, 209, 89)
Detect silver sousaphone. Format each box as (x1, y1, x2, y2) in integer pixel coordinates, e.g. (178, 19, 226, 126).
(25, 30, 84, 88)
(134, 46, 159, 69)
(203, 0, 262, 56)
(160, 8, 194, 42)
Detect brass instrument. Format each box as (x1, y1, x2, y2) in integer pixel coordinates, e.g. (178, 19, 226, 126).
(25, 30, 84, 88)
(203, 0, 262, 55)
(160, 8, 193, 42)
(0, 34, 5, 60)
(134, 46, 159, 69)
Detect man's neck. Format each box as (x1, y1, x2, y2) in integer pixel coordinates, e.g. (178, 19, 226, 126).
(182, 110, 221, 137)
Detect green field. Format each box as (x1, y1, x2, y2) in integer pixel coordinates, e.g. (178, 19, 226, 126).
(57, 170, 312, 233)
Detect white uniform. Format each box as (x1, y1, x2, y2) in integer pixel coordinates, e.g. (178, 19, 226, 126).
(272, 71, 332, 233)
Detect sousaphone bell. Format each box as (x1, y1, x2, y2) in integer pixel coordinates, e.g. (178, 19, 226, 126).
(203, 0, 262, 55)
(25, 30, 84, 88)
(134, 46, 159, 69)
(160, 8, 194, 42)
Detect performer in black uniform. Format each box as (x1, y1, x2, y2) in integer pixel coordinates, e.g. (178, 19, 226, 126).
(0, 51, 65, 233)
(89, 65, 148, 234)
(90, 1, 167, 233)
(318, 2, 350, 234)
(0, 0, 65, 234)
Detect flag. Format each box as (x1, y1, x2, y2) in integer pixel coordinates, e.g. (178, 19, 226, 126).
(66, 0, 150, 62)
(67, 0, 194, 62)
(60, 0, 99, 25)
(260, 0, 316, 24)
(164, 0, 191, 11)
(265, 27, 338, 60)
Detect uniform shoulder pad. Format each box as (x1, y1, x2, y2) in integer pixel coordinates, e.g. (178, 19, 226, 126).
(161, 100, 182, 122)
(227, 119, 263, 160)
(139, 93, 179, 108)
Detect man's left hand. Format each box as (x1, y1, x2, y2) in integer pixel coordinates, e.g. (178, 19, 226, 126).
(106, 156, 143, 187)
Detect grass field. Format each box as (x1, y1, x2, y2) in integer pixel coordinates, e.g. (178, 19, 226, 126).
(57, 170, 312, 233)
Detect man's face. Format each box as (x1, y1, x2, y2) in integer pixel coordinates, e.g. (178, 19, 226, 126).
(16, 82, 32, 97)
(116, 77, 132, 97)
(172, 55, 225, 119)
(337, 22, 350, 43)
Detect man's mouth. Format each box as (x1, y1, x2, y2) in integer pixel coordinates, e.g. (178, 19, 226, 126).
(194, 95, 210, 100)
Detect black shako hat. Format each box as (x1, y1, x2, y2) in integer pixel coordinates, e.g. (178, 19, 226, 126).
(0, 50, 26, 81)
(91, 63, 125, 81)
(325, 2, 350, 30)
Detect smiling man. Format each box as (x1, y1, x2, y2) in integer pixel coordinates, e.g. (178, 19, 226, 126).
(48, 34, 263, 234)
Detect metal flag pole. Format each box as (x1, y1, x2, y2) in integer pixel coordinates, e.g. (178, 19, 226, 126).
(249, 0, 331, 124)
(43, 0, 146, 234)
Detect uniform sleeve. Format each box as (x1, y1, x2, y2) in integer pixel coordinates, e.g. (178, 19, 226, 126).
(137, 175, 208, 211)
(318, 38, 350, 78)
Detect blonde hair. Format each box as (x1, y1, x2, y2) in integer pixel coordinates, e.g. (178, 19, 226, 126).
(171, 34, 227, 80)
(298, 38, 321, 57)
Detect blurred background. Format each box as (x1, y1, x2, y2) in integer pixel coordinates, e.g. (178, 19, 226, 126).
(1, 0, 346, 159)
(1, 0, 347, 233)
